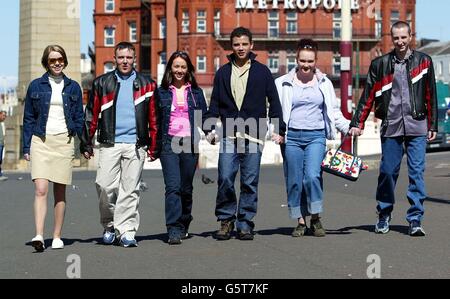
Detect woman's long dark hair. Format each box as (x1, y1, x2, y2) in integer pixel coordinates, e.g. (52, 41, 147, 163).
(161, 51, 199, 90)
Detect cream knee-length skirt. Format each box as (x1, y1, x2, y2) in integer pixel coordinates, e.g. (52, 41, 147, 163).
(31, 134, 75, 185)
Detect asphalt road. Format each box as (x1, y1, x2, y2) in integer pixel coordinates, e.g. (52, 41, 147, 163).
(0, 151, 449, 279)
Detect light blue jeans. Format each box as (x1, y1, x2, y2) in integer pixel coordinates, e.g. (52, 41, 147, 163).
(282, 129, 326, 219)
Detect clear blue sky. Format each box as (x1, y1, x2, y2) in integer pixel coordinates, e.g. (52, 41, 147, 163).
(0, 0, 448, 87)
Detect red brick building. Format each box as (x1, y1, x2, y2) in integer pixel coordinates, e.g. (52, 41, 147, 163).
(94, 0, 416, 96)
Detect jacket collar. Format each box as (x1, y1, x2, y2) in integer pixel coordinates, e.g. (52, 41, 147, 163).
(226, 52, 257, 64)
(390, 49, 414, 63)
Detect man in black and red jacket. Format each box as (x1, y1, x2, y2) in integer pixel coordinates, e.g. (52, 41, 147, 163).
(349, 21, 437, 237)
(80, 42, 159, 247)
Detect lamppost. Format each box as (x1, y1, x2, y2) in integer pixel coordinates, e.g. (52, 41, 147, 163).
(340, 0, 353, 152)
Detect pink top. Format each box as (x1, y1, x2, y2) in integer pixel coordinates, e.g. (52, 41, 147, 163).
(168, 84, 191, 137)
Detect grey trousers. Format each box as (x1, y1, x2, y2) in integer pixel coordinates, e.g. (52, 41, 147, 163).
(95, 144, 146, 239)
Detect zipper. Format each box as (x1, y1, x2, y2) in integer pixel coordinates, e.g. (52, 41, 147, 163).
(406, 58, 417, 118)
(112, 80, 120, 145)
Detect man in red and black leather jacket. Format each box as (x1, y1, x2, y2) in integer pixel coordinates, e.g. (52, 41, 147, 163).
(80, 42, 159, 248)
(349, 21, 437, 238)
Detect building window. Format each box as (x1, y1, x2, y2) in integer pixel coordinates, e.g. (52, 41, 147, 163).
(104, 62, 114, 74)
(268, 11, 279, 38)
(159, 18, 166, 39)
(105, 0, 114, 13)
(333, 22, 341, 39)
(268, 56, 279, 73)
(197, 56, 206, 73)
(390, 10, 400, 26)
(197, 10, 206, 33)
(104, 27, 115, 46)
(129, 22, 137, 42)
(286, 56, 297, 72)
(406, 11, 413, 27)
(333, 55, 341, 76)
(286, 12, 297, 34)
(375, 10, 382, 39)
(438, 61, 443, 76)
(333, 11, 341, 39)
(214, 56, 221, 71)
(160, 52, 166, 65)
(214, 10, 221, 37)
(182, 10, 189, 33)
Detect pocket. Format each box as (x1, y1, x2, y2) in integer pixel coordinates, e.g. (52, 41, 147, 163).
(30, 92, 41, 110)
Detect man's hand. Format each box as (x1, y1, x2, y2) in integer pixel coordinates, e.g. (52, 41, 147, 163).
(349, 127, 364, 136)
(24, 154, 30, 161)
(83, 152, 93, 160)
(427, 131, 437, 142)
(271, 133, 284, 145)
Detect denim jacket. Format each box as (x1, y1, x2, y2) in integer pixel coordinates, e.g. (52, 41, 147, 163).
(155, 85, 208, 154)
(22, 73, 83, 155)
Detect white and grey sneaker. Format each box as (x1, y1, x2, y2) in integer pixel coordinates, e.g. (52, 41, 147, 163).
(409, 221, 426, 237)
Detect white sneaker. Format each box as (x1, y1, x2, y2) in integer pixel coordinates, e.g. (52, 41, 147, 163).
(51, 238, 64, 249)
(31, 235, 45, 252)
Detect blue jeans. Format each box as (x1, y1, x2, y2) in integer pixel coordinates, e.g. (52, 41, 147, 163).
(376, 136, 427, 223)
(160, 138, 199, 235)
(215, 137, 263, 232)
(282, 129, 326, 219)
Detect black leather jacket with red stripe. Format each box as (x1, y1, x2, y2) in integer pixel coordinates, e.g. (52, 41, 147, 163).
(350, 50, 438, 133)
(80, 70, 160, 158)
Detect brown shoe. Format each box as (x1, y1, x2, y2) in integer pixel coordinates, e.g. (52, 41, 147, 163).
(215, 220, 234, 240)
(310, 218, 326, 237)
(292, 223, 307, 237)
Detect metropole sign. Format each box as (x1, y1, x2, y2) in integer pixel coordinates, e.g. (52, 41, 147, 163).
(235, 0, 360, 10)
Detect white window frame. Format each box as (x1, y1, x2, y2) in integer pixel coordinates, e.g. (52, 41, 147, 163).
(333, 22, 341, 39)
(104, 27, 115, 47)
(182, 10, 189, 33)
(105, 0, 114, 13)
(286, 56, 297, 72)
(214, 10, 221, 37)
(286, 12, 297, 34)
(197, 10, 206, 33)
(333, 55, 341, 76)
(197, 56, 206, 73)
(159, 18, 166, 39)
(129, 22, 137, 42)
(268, 56, 279, 73)
(268, 11, 279, 38)
(104, 62, 115, 74)
(390, 10, 400, 26)
(375, 11, 382, 39)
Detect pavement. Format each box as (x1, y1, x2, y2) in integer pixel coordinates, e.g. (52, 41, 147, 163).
(0, 151, 449, 280)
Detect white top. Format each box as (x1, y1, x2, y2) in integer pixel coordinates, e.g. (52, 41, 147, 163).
(46, 76, 68, 135)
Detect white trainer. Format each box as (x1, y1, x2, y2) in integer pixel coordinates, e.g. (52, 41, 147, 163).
(31, 235, 45, 252)
(51, 238, 64, 249)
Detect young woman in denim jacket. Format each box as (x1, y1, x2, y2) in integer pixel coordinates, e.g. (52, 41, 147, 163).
(23, 45, 83, 251)
(155, 51, 208, 245)
(275, 39, 350, 237)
